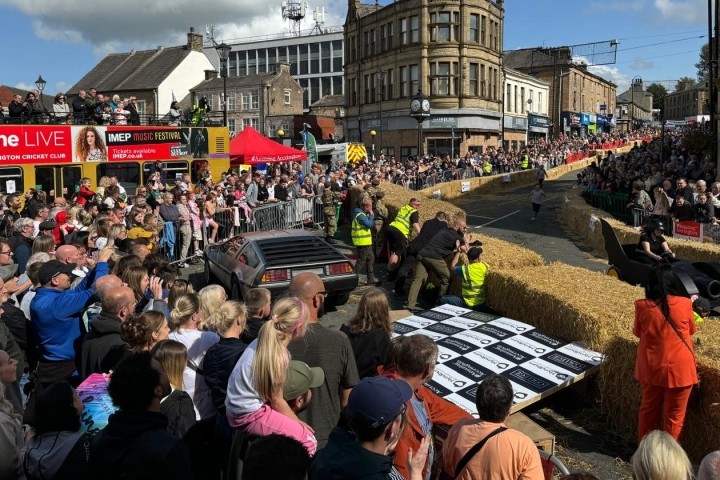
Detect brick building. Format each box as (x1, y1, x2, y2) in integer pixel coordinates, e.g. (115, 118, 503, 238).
(344, 0, 505, 160)
(504, 47, 617, 137)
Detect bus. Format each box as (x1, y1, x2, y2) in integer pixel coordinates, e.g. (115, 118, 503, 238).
(0, 124, 230, 198)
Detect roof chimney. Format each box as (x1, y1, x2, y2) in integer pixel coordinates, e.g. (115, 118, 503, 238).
(187, 27, 204, 52)
(205, 69, 219, 81)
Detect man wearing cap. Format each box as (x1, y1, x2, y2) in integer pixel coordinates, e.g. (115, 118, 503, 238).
(284, 360, 324, 414)
(439, 246, 491, 312)
(379, 335, 471, 480)
(310, 376, 429, 480)
(29, 246, 114, 390)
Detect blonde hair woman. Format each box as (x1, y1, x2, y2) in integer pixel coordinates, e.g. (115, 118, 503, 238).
(151, 340, 196, 438)
(167, 293, 219, 420)
(631, 430, 692, 480)
(340, 287, 391, 378)
(203, 301, 248, 417)
(199, 284, 227, 328)
(95, 176, 111, 203)
(225, 297, 316, 454)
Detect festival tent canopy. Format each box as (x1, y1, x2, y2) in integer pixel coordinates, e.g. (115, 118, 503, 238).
(229, 126, 307, 165)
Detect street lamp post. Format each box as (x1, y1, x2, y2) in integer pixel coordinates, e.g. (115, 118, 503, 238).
(409, 90, 431, 163)
(34, 75, 46, 123)
(630, 76, 642, 132)
(376, 70, 386, 157)
(216, 43, 232, 127)
(278, 129, 285, 145)
(370, 130, 376, 161)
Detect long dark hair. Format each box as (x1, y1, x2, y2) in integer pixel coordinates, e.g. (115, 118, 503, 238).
(33, 381, 81, 434)
(645, 264, 687, 318)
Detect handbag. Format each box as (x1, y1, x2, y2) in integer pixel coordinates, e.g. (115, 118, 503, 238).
(439, 426, 507, 480)
(659, 304, 701, 408)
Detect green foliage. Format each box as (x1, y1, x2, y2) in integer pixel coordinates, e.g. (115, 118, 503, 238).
(676, 76, 698, 92)
(681, 129, 715, 159)
(646, 83, 668, 114)
(696, 42, 710, 84)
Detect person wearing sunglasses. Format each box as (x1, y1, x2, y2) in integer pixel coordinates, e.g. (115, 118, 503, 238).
(53, 93, 70, 124)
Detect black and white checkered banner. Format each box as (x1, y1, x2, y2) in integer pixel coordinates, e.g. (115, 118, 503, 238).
(393, 305, 605, 416)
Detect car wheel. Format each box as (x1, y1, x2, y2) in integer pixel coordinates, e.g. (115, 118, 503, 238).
(231, 281, 242, 301)
(329, 292, 350, 306)
(607, 266, 622, 280)
(204, 257, 217, 285)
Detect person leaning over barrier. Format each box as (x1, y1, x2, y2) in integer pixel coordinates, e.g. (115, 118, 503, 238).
(439, 245, 491, 313)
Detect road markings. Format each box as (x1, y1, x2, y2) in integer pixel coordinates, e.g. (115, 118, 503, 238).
(467, 214, 495, 220)
(474, 210, 520, 228)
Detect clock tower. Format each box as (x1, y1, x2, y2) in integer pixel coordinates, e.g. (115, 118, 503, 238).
(409, 90, 430, 159)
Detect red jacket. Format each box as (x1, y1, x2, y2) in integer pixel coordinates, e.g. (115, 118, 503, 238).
(76, 186, 95, 207)
(634, 295, 697, 388)
(379, 366, 472, 480)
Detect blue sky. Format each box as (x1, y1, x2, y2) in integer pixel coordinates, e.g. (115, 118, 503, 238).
(0, 0, 709, 96)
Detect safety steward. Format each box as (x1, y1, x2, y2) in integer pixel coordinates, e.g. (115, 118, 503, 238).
(439, 246, 491, 312)
(386, 198, 421, 280)
(351, 197, 379, 286)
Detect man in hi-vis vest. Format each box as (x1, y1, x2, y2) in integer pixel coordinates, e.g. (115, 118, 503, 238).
(386, 198, 421, 280)
(351, 197, 380, 286)
(439, 246, 491, 312)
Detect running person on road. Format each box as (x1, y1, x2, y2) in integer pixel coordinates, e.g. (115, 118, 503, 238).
(529, 183, 546, 221)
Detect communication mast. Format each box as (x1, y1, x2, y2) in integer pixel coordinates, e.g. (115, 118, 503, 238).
(281, 1, 307, 37)
(309, 7, 325, 35)
(205, 24, 217, 46)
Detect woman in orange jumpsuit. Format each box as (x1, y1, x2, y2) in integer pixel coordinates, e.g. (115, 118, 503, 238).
(634, 264, 697, 442)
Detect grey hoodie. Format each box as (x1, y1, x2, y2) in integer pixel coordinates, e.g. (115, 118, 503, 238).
(24, 430, 86, 479)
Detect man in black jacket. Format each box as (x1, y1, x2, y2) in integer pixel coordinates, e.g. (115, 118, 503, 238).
(394, 211, 447, 295)
(80, 286, 135, 379)
(7, 94, 27, 124)
(90, 352, 193, 480)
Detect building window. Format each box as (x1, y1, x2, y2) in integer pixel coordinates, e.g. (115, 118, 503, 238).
(321, 41, 330, 72)
(243, 118, 259, 131)
(481, 15, 486, 45)
(480, 65, 486, 98)
(258, 49, 266, 73)
(529, 89, 534, 112)
(227, 93, 236, 112)
(350, 77, 358, 106)
(228, 119, 236, 135)
(364, 74, 371, 103)
(506, 84, 512, 111)
(332, 40, 343, 71)
(429, 12, 459, 42)
(400, 18, 408, 45)
(386, 68, 394, 100)
(410, 64, 419, 96)
(400, 66, 408, 97)
(251, 90, 259, 110)
(299, 44, 308, 75)
(241, 92, 250, 111)
(350, 36, 357, 62)
(136, 100, 146, 118)
(410, 15, 420, 43)
(387, 22, 394, 49)
(284, 89, 291, 105)
(310, 43, 320, 74)
(521, 87, 525, 113)
(469, 14, 479, 43)
(514, 85, 518, 113)
(430, 62, 458, 96)
(469, 63, 479, 96)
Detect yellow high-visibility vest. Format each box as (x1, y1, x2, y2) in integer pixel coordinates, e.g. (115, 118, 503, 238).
(351, 212, 373, 246)
(461, 262, 489, 306)
(389, 205, 417, 238)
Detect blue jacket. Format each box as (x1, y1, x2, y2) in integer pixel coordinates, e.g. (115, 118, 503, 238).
(30, 262, 109, 362)
(351, 208, 374, 228)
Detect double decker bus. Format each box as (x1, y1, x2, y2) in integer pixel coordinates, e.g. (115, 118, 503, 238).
(0, 124, 230, 198)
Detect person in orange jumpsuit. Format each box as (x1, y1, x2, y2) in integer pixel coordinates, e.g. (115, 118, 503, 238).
(634, 264, 697, 442)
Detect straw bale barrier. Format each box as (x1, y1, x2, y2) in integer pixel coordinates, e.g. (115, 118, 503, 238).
(560, 188, 720, 262)
(486, 262, 720, 461)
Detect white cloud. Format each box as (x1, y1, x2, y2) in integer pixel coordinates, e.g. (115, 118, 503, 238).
(13, 82, 35, 91)
(588, 64, 628, 92)
(630, 58, 655, 70)
(654, 0, 706, 24)
(0, 0, 347, 56)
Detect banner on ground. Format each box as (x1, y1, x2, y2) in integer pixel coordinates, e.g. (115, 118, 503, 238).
(673, 220, 703, 242)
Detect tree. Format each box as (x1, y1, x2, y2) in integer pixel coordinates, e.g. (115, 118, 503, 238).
(675, 76, 698, 92)
(696, 42, 710, 84)
(646, 83, 668, 116)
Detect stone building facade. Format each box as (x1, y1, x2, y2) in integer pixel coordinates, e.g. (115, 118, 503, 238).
(190, 63, 304, 139)
(664, 84, 709, 122)
(503, 68, 550, 150)
(344, 0, 505, 160)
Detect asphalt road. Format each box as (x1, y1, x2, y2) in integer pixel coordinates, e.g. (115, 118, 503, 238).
(184, 170, 636, 478)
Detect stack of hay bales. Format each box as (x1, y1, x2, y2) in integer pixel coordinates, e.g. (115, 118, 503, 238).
(561, 188, 720, 262)
(486, 262, 720, 462)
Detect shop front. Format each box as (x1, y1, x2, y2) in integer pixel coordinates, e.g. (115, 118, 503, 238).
(580, 113, 591, 137)
(527, 113, 550, 143)
(561, 112, 581, 136)
(502, 115, 528, 151)
(587, 114, 597, 135)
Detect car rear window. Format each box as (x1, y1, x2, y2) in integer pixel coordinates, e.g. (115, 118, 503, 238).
(257, 236, 346, 267)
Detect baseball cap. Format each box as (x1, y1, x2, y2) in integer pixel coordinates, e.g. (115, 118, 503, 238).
(283, 361, 324, 400)
(38, 260, 77, 285)
(347, 376, 412, 427)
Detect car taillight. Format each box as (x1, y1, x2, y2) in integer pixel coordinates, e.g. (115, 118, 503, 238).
(328, 263, 353, 275)
(262, 269, 290, 283)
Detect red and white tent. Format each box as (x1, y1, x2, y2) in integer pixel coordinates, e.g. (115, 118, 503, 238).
(229, 126, 307, 165)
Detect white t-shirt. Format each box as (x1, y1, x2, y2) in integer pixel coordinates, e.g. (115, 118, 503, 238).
(225, 339, 265, 418)
(168, 328, 220, 420)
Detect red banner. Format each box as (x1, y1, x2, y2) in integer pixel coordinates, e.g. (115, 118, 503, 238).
(0, 125, 214, 164)
(673, 220, 703, 242)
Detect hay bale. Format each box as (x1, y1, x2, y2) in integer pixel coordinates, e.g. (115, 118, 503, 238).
(561, 188, 720, 262)
(486, 262, 641, 351)
(379, 182, 464, 229)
